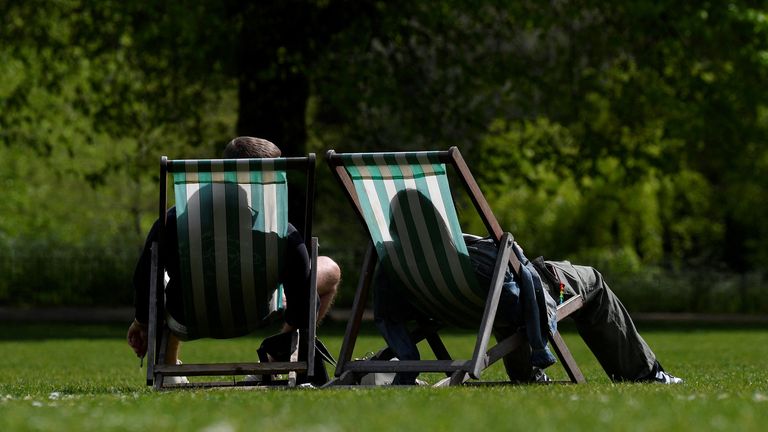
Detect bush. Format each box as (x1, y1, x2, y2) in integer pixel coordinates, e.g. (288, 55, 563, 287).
(590, 263, 768, 315)
(0, 237, 135, 307)
(2, 234, 767, 315)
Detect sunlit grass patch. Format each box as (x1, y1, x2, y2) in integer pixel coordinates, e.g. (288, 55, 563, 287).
(0, 322, 766, 431)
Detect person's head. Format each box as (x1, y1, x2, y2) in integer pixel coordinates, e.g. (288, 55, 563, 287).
(388, 188, 454, 249)
(223, 136, 281, 159)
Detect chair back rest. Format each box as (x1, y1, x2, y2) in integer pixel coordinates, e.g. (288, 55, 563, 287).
(335, 152, 487, 327)
(165, 158, 302, 339)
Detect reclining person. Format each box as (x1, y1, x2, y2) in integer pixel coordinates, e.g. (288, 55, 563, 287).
(374, 189, 682, 385)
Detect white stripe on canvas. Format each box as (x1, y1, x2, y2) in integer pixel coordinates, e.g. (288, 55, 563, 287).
(185, 175, 209, 333)
(352, 156, 393, 243)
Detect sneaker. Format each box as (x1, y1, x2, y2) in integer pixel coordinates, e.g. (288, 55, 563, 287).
(530, 367, 551, 383)
(166, 375, 190, 385)
(242, 374, 278, 384)
(242, 374, 264, 383)
(637, 361, 683, 384)
(433, 376, 465, 387)
(166, 360, 189, 385)
(647, 370, 684, 384)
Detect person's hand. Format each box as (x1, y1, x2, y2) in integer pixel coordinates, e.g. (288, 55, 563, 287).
(127, 319, 148, 358)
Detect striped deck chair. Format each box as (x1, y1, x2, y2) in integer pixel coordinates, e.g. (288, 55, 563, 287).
(146, 155, 318, 389)
(326, 147, 585, 386)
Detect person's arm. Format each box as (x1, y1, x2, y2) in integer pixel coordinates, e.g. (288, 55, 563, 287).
(132, 219, 160, 324)
(280, 225, 312, 331)
(127, 218, 161, 357)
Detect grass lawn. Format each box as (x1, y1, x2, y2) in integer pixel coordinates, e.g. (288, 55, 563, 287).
(0, 320, 766, 431)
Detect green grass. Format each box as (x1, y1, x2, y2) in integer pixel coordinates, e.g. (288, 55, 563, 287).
(1, 321, 767, 431)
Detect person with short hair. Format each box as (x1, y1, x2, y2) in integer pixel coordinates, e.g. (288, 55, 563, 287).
(126, 137, 340, 381)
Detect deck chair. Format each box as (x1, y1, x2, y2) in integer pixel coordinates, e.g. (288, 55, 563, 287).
(326, 147, 586, 386)
(145, 155, 319, 389)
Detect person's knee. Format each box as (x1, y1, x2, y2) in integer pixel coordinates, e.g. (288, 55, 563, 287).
(317, 256, 341, 296)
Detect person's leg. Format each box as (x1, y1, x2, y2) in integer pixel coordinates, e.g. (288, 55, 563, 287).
(164, 334, 182, 364)
(372, 266, 421, 385)
(546, 261, 657, 381)
(493, 325, 531, 381)
(162, 279, 186, 367)
(316, 255, 340, 323)
(160, 331, 189, 384)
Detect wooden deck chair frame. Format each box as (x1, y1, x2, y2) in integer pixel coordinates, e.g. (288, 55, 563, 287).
(146, 155, 319, 390)
(326, 147, 585, 386)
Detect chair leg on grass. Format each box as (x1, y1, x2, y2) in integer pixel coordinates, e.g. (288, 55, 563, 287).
(449, 371, 468, 386)
(287, 329, 300, 387)
(549, 331, 586, 384)
(327, 370, 358, 386)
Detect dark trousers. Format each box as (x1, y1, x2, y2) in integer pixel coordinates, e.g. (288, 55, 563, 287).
(498, 260, 657, 381)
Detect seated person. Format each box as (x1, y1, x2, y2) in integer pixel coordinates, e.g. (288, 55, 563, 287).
(374, 189, 681, 385)
(126, 137, 341, 379)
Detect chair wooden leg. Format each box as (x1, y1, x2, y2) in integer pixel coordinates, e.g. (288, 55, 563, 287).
(322, 370, 358, 387)
(152, 328, 170, 390)
(469, 233, 514, 379)
(425, 332, 452, 361)
(147, 242, 160, 387)
(334, 242, 376, 377)
(549, 331, 585, 383)
(449, 371, 468, 386)
(307, 238, 319, 379)
(288, 330, 300, 387)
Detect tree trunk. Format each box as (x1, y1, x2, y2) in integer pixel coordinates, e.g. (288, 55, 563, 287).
(235, 1, 311, 157)
(236, 70, 309, 158)
(234, 1, 314, 230)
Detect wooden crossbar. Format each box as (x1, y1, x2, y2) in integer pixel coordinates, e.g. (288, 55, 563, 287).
(154, 362, 308, 376)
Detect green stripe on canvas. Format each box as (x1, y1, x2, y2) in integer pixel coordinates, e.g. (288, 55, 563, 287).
(195, 161, 223, 335)
(250, 168, 270, 319)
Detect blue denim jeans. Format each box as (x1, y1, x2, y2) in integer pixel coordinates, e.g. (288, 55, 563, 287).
(373, 236, 556, 384)
(466, 237, 555, 368)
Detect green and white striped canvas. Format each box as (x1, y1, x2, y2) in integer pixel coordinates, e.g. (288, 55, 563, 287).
(340, 152, 485, 327)
(168, 159, 288, 339)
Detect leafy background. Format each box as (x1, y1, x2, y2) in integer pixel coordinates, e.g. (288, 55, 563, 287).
(1, 0, 767, 313)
